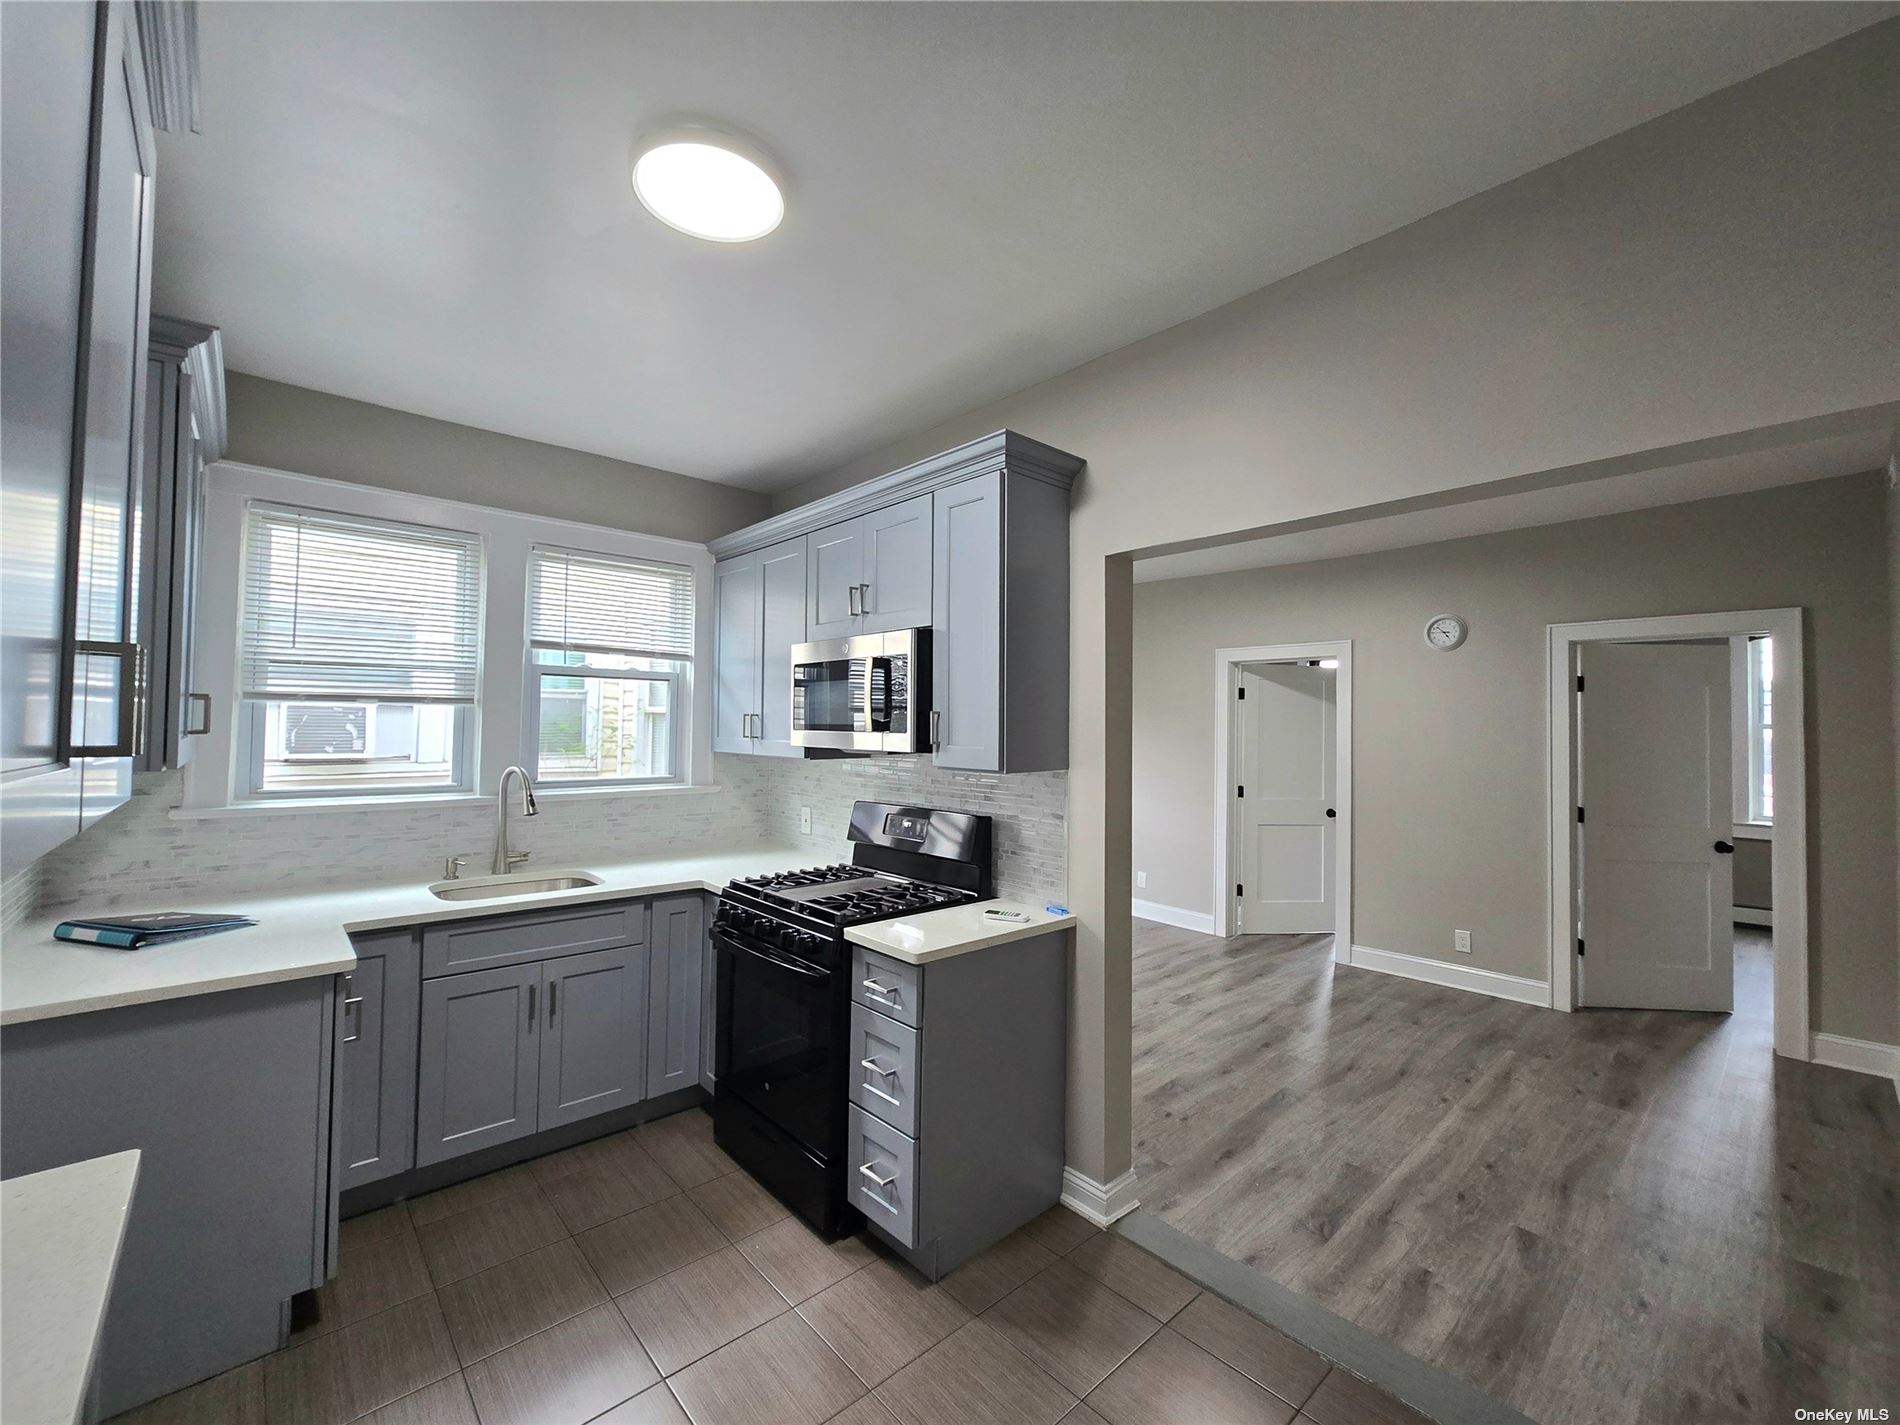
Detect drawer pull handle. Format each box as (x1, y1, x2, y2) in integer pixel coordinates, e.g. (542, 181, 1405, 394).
(860, 1056, 896, 1077)
(861, 977, 897, 996)
(859, 1058, 902, 1106)
(858, 1163, 898, 1189)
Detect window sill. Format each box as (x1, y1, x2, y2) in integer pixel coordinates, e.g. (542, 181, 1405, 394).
(1732, 822, 1774, 841)
(170, 782, 725, 821)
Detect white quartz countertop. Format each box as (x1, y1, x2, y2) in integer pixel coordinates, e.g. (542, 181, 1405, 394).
(2, 1150, 140, 1425)
(845, 899, 1077, 964)
(0, 847, 819, 1026)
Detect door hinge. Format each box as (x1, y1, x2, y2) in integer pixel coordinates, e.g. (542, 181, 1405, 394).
(1237, 784, 1245, 798)
(1575, 674, 1585, 693)
(1576, 806, 1585, 824)
(1576, 938, 1585, 957)
(1235, 883, 1244, 898)
(1237, 686, 1245, 699)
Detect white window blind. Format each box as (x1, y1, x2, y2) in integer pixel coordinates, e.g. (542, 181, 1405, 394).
(239, 503, 484, 704)
(529, 546, 695, 659)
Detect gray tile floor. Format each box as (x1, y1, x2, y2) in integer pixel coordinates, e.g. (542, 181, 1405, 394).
(113, 1106, 1432, 1425)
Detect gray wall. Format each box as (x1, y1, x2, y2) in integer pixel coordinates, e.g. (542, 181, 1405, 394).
(1733, 839, 1772, 912)
(767, 27, 1899, 1182)
(1131, 474, 1897, 1043)
(225, 372, 770, 542)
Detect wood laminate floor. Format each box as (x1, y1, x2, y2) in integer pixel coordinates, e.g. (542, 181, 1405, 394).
(1132, 924, 1900, 1425)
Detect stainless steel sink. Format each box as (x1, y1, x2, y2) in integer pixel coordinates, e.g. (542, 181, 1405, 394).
(428, 870, 603, 902)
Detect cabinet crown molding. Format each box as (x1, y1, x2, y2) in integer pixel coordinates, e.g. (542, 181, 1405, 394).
(708, 430, 1083, 560)
(149, 314, 227, 462)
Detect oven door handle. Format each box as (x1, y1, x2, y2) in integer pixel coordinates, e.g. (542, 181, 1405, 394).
(718, 929, 832, 980)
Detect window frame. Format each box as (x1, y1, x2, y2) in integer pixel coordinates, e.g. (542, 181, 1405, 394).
(1745, 634, 1773, 824)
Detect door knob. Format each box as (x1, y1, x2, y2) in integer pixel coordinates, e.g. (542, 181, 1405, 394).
(1713, 841, 1734, 854)
(1325, 808, 1337, 818)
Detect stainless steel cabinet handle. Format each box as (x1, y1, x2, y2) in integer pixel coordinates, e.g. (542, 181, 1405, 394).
(858, 1162, 898, 1188)
(859, 1058, 901, 1105)
(847, 584, 862, 617)
(859, 1056, 896, 1077)
(929, 709, 942, 751)
(185, 692, 212, 736)
(861, 977, 896, 996)
(341, 996, 364, 1043)
(548, 980, 558, 1020)
(858, 582, 871, 613)
(527, 984, 537, 1028)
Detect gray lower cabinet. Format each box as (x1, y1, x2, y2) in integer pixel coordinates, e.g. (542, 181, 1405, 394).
(541, 945, 648, 1130)
(2, 978, 337, 1416)
(416, 961, 542, 1167)
(845, 934, 1070, 1279)
(647, 894, 705, 1097)
(338, 929, 420, 1189)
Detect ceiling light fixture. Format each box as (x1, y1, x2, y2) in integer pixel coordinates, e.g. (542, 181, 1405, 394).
(631, 124, 784, 243)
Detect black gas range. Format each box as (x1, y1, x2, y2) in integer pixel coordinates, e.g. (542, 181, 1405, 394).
(712, 801, 991, 1237)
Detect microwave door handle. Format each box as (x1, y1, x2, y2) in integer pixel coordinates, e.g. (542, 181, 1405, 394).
(866, 657, 891, 733)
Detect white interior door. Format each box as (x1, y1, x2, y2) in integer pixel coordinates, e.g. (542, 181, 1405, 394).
(1579, 641, 1733, 1011)
(1235, 663, 1335, 934)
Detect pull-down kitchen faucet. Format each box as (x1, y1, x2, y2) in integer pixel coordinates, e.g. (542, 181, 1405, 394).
(492, 765, 539, 875)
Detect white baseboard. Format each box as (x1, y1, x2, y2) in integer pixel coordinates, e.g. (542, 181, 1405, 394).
(1731, 906, 1773, 928)
(1810, 1032, 1900, 1098)
(1060, 1166, 1140, 1227)
(1131, 899, 1217, 935)
(1348, 944, 1550, 1008)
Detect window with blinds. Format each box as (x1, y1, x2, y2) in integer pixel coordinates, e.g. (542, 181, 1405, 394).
(526, 547, 693, 786)
(238, 503, 482, 797)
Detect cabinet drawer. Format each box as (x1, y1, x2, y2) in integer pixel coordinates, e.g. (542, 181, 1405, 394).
(846, 1104, 918, 1248)
(849, 1003, 920, 1137)
(852, 946, 922, 1027)
(422, 900, 647, 978)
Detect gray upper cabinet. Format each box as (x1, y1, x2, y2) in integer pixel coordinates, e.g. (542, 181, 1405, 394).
(931, 476, 1004, 771)
(416, 961, 541, 1166)
(1, 0, 166, 865)
(339, 929, 420, 1190)
(806, 520, 866, 640)
(137, 318, 226, 772)
(859, 494, 934, 634)
(646, 893, 706, 1097)
(712, 538, 805, 757)
(540, 945, 648, 1130)
(707, 432, 1080, 775)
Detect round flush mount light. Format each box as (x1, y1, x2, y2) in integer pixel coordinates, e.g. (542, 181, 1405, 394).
(631, 124, 784, 243)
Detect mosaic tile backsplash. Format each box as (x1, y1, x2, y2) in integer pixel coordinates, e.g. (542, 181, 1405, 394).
(20, 755, 1067, 918)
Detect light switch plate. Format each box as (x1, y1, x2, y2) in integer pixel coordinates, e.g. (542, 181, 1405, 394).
(799, 806, 812, 834)
(1137, 871, 1148, 889)
(1454, 929, 1473, 955)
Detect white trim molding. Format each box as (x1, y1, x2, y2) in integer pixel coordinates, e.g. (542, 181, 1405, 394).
(1809, 1033, 1900, 1088)
(1212, 640, 1353, 964)
(1347, 944, 1549, 1007)
(1131, 899, 1217, 935)
(1061, 1166, 1141, 1228)
(1731, 907, 1774, 929)
(1546, 608, 1809, 1062)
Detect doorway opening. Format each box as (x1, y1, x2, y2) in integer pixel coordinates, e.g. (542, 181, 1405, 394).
(1213, 641, 1352, 959)
(1546, 608, 1808, 1059)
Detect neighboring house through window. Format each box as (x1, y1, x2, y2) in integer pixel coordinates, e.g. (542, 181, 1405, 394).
(526, 546, 693, 787)
(1746, 635, 1773, 823)
(237, 502, 483, 798)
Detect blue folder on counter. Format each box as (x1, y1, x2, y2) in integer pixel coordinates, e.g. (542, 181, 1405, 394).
(53, 912, 256, 949)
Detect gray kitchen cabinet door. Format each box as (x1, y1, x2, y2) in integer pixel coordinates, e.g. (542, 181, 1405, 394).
(539, 945, 647, 1130)
(646, 893, 706, 1098)
(712, 552, 762, 753)
(806, 517, 866, 639)
(755, 539, 807, 757)
(859, 494, 933, 634)
(338, 930, 420, 1190)
(931, 474, 1004, 770)
(416, 961, 540, 1166)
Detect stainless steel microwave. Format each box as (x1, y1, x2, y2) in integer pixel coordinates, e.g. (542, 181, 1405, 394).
(790, 628, 932, 753)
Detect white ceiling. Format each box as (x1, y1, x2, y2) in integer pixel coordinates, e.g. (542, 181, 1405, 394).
(1133, 426, 1895, 583)
(154, 2, 1891, 491)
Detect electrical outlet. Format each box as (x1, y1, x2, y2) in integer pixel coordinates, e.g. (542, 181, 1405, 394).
(1454, 929, 1473, 955)
(799, 806, 812, 834)
(1137, 871, 1148, 889)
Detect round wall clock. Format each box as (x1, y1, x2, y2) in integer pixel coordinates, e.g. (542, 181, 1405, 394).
(1424, 614, 1467, 651)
